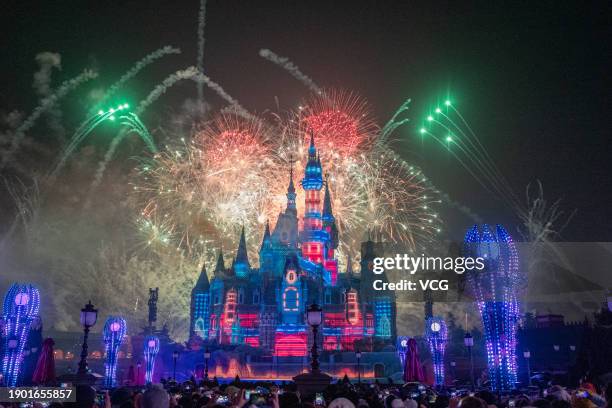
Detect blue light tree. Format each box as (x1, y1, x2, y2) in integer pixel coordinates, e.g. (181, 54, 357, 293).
(1, 284, 41, 386)
(396, 336, 410, 368)
(103, 316, 127, 388)
(143, 335, 160, 384)
(425, 316, 448, 387)
(464, 224, 523, 392)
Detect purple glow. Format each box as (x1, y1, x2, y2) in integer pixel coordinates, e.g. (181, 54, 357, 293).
(2, 284, 41, 387)
(464, 224, 522, 392)
(425, 316, 448, 387)
(103, 316, 127, 388)
(143, 335, 160, 384)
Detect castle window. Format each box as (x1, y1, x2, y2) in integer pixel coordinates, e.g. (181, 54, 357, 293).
(286, 270, 297, 284)
(253, 289, 260, 304)
(283, 287, 299, 311)
(324, 289, 331, 304)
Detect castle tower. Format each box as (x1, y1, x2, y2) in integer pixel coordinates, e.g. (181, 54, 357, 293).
(190, 263, 211, 340)
(322, 177, 339, 284)
(359, 234, 397, 340)
(300, 133, 325, 265)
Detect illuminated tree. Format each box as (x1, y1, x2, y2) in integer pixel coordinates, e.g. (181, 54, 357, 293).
(103, 316, 127, 388)
(464, 224, 523, 392)
(1, 284, 41, 386)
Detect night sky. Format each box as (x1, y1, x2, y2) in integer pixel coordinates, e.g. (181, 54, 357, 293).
(2, 0, 610, 241)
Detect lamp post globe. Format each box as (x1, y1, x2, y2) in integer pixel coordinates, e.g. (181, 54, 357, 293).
(77, 301, 98, 375)
(306, 303, 323, 373)
(172, 350, 179, 381)
(355, 349, 362, 384)
(204, 348, 211, 381)
(523, 350, 532, 386)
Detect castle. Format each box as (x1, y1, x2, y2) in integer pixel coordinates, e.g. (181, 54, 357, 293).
(189, 135, 396, 356)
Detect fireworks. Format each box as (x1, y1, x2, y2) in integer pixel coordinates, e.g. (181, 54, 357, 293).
(135, 90, 442, 265)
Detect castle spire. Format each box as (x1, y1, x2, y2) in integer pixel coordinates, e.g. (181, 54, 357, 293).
(233, 226, 251, 278)
(288, 156, 296, 193)
(286, 156, 297, 214)
(301, 131, 323, 191)
(194, 262, 210, 290)
(235, 226, 249, 264)
(309, 130, 315, 152)
(322, 175, 334, 219)
(214, 250, 225, 276)
(346, 254, 353, 276)
(260, 220, 271, 251)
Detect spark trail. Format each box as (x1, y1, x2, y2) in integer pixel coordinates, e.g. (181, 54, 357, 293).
(259, 49, 322, 94)
(419, 100, 523, 214)
(49, 103, 130, 178)
(197, 0, 207, 103)
(86, 112, 157, 199)
(0, 69, 98, 171)
(136, 67, 250, 118)
(90, 46, 181, 115)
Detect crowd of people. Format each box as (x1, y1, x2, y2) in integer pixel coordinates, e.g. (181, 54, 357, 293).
(3, 377, 610, 408)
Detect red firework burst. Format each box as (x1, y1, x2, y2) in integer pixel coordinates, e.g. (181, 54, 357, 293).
(298, 90, 379, 157)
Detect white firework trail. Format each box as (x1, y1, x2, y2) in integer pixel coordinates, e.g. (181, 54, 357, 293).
(259, 49, 322, 94)
(137, 67, 251, 118)
(0, 69, 98, 170)
(33, 52, 66, 141)
(197, 0, 207, 103)
(90, 46, 181, 115)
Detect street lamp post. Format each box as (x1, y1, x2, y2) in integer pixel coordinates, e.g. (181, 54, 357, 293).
(450, 361, 457, 384)
(172, 350, 179, 381)
(136, 361, 141, 386)
(292, 303, 331, 398)
(355, 349, 362, 384)
(523, 350, 531, 386)
(464, 331, 474, 390)
(306, 303, 323, 373)
(204, 348, 211, 381)
(78, 301, 98, 375)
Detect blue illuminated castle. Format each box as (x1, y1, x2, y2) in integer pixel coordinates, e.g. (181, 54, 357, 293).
(190, 135, 396, 356)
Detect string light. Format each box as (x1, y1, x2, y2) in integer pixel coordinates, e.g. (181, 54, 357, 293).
(103, 316, 127, 388)
(1, 284, 41, 386)
(144, 336, 160, 384)
(425, 316, 448, 387)
(463, 224, 521, 391)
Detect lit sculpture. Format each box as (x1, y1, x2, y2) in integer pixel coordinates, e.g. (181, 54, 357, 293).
(1, 284, 41, 386)
(143, 335, 160, 384)
(425, 316, 447, 387)
(464, 224, 523, 392)
(396, 336, 409, 368)
(103, 316, 127, 388)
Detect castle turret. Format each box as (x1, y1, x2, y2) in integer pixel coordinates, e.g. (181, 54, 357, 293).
(214, 250, 225, 276)
(286, 158, 297, 215)
(233, 227, 250, 278)
(322, 177, 339, 284)
(259, 221, 274, 272)
(190, 263, 211, 339)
